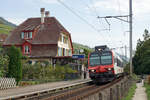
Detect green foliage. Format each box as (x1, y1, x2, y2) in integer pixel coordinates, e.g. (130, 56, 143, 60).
(0, 46, 9, 77)
(73, 42, 92, 51)
(144, 83, 150, 100)
(133, 29, 150, 74)
(73, 42, 93, 58)
(22, 62, 77, 81)
(124, 63, 130, 73)
(0, 55, 9, 77)
(7, 46, 22, 84)
(0, 24, 14, 34)
(122, 83, 137, 100)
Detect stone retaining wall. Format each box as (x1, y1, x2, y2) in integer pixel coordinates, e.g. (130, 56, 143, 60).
(83, 76, 134, 100)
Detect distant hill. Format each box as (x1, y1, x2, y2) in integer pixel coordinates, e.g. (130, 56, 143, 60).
(0, 17, 16, 27)
(73, 42, 93, 50)
(73, 42, 93, 54)
(0, 17, 16, 34)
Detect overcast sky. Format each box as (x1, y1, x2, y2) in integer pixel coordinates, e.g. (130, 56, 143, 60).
(1, 0, 150, 56)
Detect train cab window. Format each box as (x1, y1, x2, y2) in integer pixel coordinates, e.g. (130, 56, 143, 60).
(89, 53, 100, 66)
(101, 52, 112, 65)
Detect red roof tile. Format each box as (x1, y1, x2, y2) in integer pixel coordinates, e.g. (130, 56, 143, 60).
(4, 17, 70, 45)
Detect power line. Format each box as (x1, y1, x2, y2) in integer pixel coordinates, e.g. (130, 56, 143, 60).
(89, 0, 99, 17)
(57, 0, 99, 32)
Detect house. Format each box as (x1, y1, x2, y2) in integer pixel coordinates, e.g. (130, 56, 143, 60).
(0, 34, 8, 45)
(3, 8, 73, 64)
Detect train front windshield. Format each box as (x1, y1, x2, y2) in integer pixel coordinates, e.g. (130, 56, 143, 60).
(101, 52, 112, 65)
(89, 53, 100, 66)
(89, 52, 112, 67)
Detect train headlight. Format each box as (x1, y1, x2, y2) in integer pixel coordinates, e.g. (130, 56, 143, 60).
(89, 69, 96, 72)
(91, 69, 95, 72)
(108, 68, 111, 71)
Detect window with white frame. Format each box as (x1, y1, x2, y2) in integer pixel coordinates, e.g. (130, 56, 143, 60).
(58, 47, 62, 56)
(26, 32, 29, 39)
(69, 49, 72, 56)
(62, 35, 64, 43)
(21, 32, 24, 39)
(29, 32, 32, 38)
(25, 45, 30, 54)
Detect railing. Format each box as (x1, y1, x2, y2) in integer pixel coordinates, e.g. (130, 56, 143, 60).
(0, 77, 16, 90)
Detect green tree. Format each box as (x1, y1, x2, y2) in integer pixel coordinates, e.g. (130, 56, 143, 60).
(0, 45, 9, 77)
(133, 29, 150, 74)
(7, 46, 22, 84)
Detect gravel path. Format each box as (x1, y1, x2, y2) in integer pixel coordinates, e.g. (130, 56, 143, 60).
(132, 80, 147, 100)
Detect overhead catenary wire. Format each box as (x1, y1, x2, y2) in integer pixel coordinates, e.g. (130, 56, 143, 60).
(57, 0, 100, 33)
(87, 0, 113, 46)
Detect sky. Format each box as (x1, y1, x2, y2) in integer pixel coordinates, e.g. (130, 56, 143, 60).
(1, 0, 150, 56)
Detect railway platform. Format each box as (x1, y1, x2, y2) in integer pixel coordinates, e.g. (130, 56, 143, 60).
(132, 80, 147, 100)
(0, 79, 91, 100)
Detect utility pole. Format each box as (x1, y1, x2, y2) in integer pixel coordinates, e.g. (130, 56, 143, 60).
(129, 0, 133, 75)
(125, 45, 127, 59)
(97, 0, 133, 75)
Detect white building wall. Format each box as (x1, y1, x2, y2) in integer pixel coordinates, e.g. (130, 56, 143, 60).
(57, 33, 72, 56)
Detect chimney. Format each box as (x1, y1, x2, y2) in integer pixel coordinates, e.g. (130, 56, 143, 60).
(45, 11, 50, 17)
(40, 8, 45, 24)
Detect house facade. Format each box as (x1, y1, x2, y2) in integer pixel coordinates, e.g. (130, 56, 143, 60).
(3, 8, 73, 63)
(0, 34, 8, 45)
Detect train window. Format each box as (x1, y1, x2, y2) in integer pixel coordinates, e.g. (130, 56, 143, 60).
(89, 53, 100, 66)
(117, 59, 123, 67)
(101, 52, 112, 65)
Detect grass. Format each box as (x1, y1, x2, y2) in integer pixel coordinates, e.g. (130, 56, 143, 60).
(144, 83, 150, 100)
(122, 83, 137, 100)
(0, 24, 14, 34)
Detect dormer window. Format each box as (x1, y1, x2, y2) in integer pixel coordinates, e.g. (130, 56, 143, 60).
(26, 32, 29, 39)
(21, 31, 33, 39)
(21, 32, 24, 39)
(29, 32, 32, 38)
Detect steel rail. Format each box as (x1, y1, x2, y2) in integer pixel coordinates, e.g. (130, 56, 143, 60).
(1, 79, 92, 100)
(43, 77, 124, 100)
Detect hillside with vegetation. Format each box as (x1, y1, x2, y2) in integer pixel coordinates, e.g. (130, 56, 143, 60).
(73, 42, 93, 51)
(73, 42, 93, 58)
(0, 17, 16, 34)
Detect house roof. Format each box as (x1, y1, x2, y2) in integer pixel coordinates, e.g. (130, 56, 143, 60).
(0, 34, 8, 42)
(4, 17, 71, 45)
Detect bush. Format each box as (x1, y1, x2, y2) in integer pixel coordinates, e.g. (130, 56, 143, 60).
(122, 83, 137, 100)
(22, 62, 78, 82)
(144, 83, 150, 100)
(7, 46, 22, 85)
(0, 47, 9, 77)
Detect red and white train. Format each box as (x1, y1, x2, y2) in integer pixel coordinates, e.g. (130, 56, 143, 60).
(88, 45, 124, 83)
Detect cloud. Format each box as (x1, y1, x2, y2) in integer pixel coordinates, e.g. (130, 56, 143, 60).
(90, 0, 150, 15)
(39, 0, 65, 4)
(5, 18, 26, 25)
(40, 0, 58, 4)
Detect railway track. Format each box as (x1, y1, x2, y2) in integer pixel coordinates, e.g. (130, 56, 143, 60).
(2, 77, 125, 100)
(42, 77, 122, 100)
(1, 79, 92, 100)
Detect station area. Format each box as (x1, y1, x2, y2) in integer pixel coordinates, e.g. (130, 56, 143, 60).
(0, 79, 91, 100)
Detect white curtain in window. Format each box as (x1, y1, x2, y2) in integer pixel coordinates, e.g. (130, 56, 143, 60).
(29, 32, 32, 38)
(21, 32, 24, 39)
(25, 45, 29, 53)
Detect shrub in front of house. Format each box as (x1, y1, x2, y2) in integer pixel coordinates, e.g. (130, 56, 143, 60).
(22, 62, 78, 84)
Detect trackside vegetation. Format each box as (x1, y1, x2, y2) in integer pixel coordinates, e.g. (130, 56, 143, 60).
(133, 29, 150, 74)
(7, 46, 22, 84)
(122, 83, 136, 100)
(144, 83, 150, 100)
